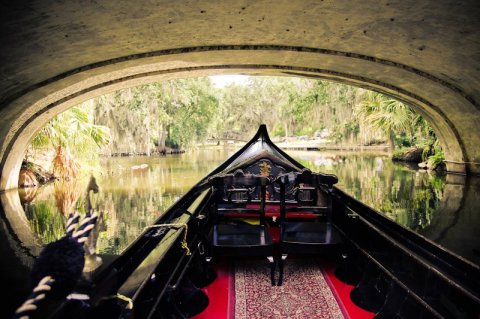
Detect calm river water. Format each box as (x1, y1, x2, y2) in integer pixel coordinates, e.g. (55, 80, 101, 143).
(8, 148, 480, 265)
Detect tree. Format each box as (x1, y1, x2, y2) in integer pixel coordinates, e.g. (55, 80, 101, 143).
(167, 78, 219, 147)
(92, 78, 219, 152)
(355, 91, 414, 151)
(216, 77, 292, 138)
(30, 104, 110, 179)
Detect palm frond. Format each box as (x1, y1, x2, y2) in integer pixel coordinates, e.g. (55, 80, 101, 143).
(52, 145, 80, 180)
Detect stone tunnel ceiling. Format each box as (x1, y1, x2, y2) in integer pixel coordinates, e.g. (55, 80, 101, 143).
(0, 0, 479, 190)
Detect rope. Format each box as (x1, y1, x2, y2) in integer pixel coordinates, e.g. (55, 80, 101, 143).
(65, 212, 80, 237)
(14, 276, 55, 319)
(144, 223, 191, 255)
(72, 212, 99, 244)
(116, 293, 134, 310)
(104, 223, 190, 313)
(65, 211, 98, 242)
(13, 212, 99, 319)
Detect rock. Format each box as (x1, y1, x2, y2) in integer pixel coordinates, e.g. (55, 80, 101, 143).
(131, 164, 149, 170)
(418, 161, 428, 168)
(19, 161, 56, 187)
(392, 147, 424, 163)
(19, 168, 38, 188)
(434, 162, 447, 172)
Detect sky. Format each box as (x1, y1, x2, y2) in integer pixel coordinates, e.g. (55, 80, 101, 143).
(209, 75, 249, 88)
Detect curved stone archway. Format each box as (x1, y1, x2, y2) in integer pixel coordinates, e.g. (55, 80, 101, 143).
(1, 0, 479, 190)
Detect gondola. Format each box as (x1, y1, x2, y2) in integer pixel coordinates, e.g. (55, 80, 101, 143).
(17, 125, 479, 319)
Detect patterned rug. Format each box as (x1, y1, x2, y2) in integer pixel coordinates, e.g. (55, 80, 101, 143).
(235, 259, 345, 319)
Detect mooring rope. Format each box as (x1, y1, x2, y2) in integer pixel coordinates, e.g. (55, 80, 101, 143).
(116, 293, 134, 310)
(93, 223, 191, 313)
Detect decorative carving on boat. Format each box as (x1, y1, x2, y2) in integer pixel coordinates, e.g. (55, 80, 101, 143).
(259, 161, 272, 176)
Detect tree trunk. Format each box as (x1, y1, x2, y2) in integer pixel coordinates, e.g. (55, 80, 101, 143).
(158, 123, 166, 154)
(388, 131, 395, 151)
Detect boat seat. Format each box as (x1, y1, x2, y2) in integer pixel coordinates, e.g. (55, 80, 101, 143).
(213, 224, 274, 248)
(274, 169, 343, 285)
(207, 171, 276, 285)
(282, 221, 343, 245)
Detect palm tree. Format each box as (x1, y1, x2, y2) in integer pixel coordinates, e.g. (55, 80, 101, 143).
(31, 105, 110, 180)
(355, 91, 414, 151)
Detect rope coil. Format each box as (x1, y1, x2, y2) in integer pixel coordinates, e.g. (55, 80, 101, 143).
(14, 276, 55, 319)
(65, 212, 80, 237)
(13, 212, 99, 319)
(71, 212, 99, 244)
(144, 223, 191, 255)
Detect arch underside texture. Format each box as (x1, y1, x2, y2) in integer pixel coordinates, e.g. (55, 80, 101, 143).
(1, 0, 479, 190)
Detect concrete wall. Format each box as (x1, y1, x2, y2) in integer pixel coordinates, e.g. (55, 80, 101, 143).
(1, 0, 479, 190)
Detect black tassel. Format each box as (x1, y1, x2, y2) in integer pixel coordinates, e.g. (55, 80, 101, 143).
(31, 237, 85, 300)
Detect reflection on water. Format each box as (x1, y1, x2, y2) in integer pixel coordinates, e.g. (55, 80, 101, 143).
(12, 148, 480, 264)
(21, 149, 237, 255)
(294, 151, 446, 232)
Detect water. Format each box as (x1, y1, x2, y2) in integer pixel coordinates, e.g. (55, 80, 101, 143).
(294, 151, 446, 231)
(6, 148, 480, 265)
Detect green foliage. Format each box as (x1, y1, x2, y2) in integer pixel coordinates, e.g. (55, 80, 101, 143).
(344, 121, 360, 136)
(354, 91, 414, 149)
(32, 105, 110, 151)
(352, 90, 443, 161)
(392, 148, 407, 160)
(295, 127, 314, 136)
(167, 79, 218, 147)
(394, 133, 413, 148)
(29, 104, 111, 178)
(271, 124, 286, 137)
(30, 76, 444, 168)
(427, 150, 445, 170)
(165, 136, 179, 149)
(215, 77, 289, 137)
(24, 201, 67, 244)
(93, 78, 218, 151)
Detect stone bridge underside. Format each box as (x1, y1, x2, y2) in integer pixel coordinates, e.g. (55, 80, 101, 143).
(1, 0, 479, 190)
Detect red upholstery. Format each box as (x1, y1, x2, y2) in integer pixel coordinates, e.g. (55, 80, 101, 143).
(222, 204, 319, 219)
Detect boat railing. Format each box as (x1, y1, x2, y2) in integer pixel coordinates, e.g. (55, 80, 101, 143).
(333, 187, 480, 317)
(66, 180, 216, 316)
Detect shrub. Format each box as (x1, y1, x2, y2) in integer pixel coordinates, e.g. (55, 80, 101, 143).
(427, 151, 445, 171)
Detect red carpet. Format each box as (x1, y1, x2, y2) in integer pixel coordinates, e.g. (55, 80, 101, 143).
(194, 261, 234, 319)
(194, 259, 374, 319)
(235, 259, 344, 319)
(322, 263, 374, 319)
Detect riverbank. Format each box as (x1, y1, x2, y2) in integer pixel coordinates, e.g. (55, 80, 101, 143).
(277, 143, 389, 151)
(197, 141, 390, 152)
(109, 148, 185, 157)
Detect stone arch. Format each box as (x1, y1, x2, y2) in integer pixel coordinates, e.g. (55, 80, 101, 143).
(1, 1, 479, 190)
